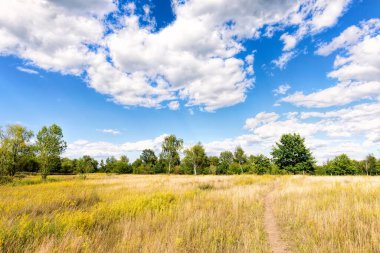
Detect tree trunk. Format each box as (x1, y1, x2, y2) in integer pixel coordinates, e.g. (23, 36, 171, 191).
(193, 164, 197, 175)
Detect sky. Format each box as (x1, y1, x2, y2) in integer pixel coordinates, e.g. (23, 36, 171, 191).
(1, 0, 380, 163)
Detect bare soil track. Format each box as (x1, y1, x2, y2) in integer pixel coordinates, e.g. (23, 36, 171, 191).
(264, 188, 292, 253)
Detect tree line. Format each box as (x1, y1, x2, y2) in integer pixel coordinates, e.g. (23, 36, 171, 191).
(1, 124, 380, 180)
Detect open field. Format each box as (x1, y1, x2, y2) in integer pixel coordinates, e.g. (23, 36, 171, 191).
(1, 175, 380, 253)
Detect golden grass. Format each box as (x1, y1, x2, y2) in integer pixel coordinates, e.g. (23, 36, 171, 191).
(273, 176, 380, 253)
(0, 174, 272, 253)
(2, 174, 380, 253)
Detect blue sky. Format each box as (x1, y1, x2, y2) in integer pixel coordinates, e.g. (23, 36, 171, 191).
(1, 0, 380, 162)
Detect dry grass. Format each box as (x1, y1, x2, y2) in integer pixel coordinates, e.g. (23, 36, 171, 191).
(2, 174, 380, 253)
(272, 176, 380, 253)
(0, 174, 273, 253)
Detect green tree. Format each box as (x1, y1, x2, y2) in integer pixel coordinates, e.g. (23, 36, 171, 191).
(207, 156, 219, 174)
(36, 124, 67, 180)
(105, 156, 117, 173)
(250, 154, 272, 175)
(0, 125, 33, 176)
(113, 155, 132, 174)
(183, 143, 208, 175)
(364, 154, 377, 175)
(234, 146, 247, 174)
(325, 154, 356, 175)
(271, 133, 315, 174)
(161, 135, 183, 174)
(218, 151, 233, 174)
(76, 155, 98, 174)
(140, 149, 157, 165)
(61, 158, 75, 174)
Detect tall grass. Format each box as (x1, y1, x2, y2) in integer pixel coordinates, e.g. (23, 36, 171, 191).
(0, 175, 272, 252)
(273, 176, 380, 253)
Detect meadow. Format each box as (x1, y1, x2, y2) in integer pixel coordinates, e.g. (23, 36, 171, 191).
(0, 174, 379, 253)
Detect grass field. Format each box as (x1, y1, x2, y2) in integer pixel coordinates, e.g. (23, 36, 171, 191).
(1, 174, 379, 253)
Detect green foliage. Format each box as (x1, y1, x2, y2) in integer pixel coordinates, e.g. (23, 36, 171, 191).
(76, 156, 98, 174)
(234, 146, 247, 174)
(161, 135, 183, 174)
(36, 124, 67, 180)
(249, 154, 272, 175)
(271, 133, 315, 174)
(217, 151, 234, 174)
(324, 154, 356, 175)
(0, 125, 34, 176)
(182, 143, 208, 175)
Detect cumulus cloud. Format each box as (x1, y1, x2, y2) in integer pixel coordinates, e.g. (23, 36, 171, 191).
(0, 0, 112, 75)
(283, 19, 380, 108)
(273, 84, 291, 96)
(274, 0, 351, 68)
(65, 134, 167, 160)
(0, 0, 354, 111)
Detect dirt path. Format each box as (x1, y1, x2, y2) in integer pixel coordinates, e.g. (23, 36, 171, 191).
(264, 189, 291, 253)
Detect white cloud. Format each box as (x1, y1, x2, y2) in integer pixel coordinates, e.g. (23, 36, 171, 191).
(273, 84, 291, 96)
(97, 129, 121, 135)
(272, 51, 296, 69)
(283, 19, 380, 108)
(0, 0, 354, 111)
(16, 66, 39, 75)
(274, 0, 351, 68)
(280, 33, 298, 51)
(168, 101, 180, 110)
(65, 134, 167, 160)
(0, 0, 113, 75)
(244, 112, 279, 130)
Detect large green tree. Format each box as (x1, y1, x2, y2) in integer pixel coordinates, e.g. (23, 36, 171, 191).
(0, 125, 33, 176)
(271, 133, 315, 174)
(161, 135, 183, 174)
(36, 124, 67, 180)
(183, 143, 208, 175)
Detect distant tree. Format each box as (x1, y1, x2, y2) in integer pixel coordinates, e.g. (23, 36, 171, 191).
(325, 154, 356, 175)
(114, 155, 132, 174)
(0, 125, 33, 176)
(132, 158, 143, 174)
(364, 154, 377, 175)
(271, 133, 315, 174)
(161, 135, 183, 174)
(140, 149, 157, 165)
(234, 146, 247, 174)
(36, 124, 67, 180)
(208, 156, 219, 174)
(99, 159, 105, 172)
(76, 155, 98, 174)
(105, 156, 117, 173)
(250, 154, 272, 175)
(61, 158, 75, 174)
(218, 151, 234, 174)
(183, 143, 208, 175)
(154, 158, 166, 174)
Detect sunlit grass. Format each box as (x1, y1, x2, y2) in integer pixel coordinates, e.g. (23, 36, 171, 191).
(2, 174, 380, 252)
(0, 174, 272, 252)
(273, 176, 380, 253)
